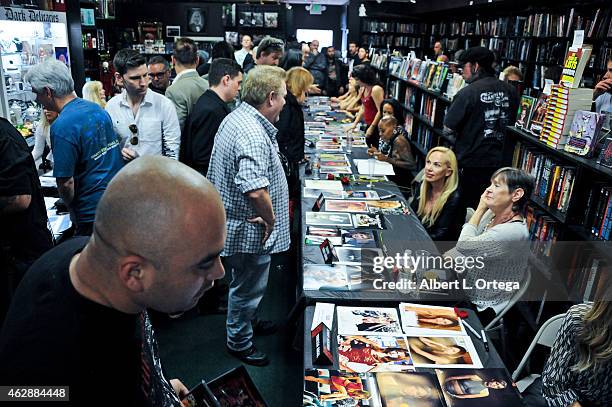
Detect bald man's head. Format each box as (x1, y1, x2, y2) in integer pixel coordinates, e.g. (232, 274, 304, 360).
(94, 156, 223, 267)
(90, 157, 226, 313)
(380, 115, 397, 128)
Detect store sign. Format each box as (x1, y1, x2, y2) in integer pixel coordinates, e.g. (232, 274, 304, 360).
(0, 7, 66, 24)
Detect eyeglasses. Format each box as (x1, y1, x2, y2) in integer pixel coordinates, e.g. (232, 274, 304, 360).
(148, 72, 168, 79)
(129, 124, 138, 145)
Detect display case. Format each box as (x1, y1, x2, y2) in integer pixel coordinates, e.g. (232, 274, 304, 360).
(0, 7, 70, 138)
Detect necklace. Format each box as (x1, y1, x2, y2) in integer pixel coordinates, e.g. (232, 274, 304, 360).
(485, 212, 522, 231)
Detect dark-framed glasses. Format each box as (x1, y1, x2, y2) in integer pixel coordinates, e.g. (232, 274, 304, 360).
(128, 123, 138, 145)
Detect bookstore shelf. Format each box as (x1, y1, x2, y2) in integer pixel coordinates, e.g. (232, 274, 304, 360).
(402, 104, 449, 141)
(507, 127, 612, 179)
(390, 74, 453, 104)
(530, 195, 568, 224)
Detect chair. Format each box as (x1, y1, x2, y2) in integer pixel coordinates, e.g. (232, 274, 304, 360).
(485, 267, 532, 331)
(511, 313, 566, 392)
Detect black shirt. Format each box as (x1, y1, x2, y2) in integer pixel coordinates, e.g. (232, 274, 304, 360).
(242, 53, 256, 73)
(0, 117, 53, 262)
(275, 92, 305, 163)
(0, 237, 181, 406)
(443, 75, 519, 168)
(180, 89, 231, 176)
(410, 188, 463, 241)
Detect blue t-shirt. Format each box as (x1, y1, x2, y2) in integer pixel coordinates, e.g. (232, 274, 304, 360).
(52, 98, 123, 225)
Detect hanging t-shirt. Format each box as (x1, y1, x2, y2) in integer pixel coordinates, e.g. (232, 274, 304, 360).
(0, 117, 53, 262)
(0, 237, 181, 406)
(444, 75, 519, 168)
(51, 98, 123, 226)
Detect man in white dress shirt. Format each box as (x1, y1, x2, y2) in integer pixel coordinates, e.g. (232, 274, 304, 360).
(106, 49, 180, 162)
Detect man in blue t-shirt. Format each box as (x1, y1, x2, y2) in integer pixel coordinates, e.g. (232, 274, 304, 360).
(25, 60, 123, 236)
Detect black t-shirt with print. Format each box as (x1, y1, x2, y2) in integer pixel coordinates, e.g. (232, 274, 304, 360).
(0, 237, 181, 406)
(444, 75, 519, 168)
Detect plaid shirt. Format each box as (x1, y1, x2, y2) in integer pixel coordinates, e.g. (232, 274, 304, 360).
(207, 102, 290, 256)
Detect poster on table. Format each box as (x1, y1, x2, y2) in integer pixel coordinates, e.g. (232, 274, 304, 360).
(407, 336, 482, 369)
(337, 306, 402, 335)
(338, 335, 414, 373)
(399, 303, 467, 336)
(435, 368, 523, 406)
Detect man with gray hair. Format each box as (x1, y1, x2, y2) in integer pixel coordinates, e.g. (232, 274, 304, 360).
(207, 65, 289, 366)
(24, 59, 123, 236)
(242, 36, 284, 74)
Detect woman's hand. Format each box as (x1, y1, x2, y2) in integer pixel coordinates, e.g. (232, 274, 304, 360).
(374, 152, 388, 162)
(476, 191, 489, 214)
(367, 147, 379, 156)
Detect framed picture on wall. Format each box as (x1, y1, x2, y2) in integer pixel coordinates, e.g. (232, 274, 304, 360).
(252, 12, 263, 28)
(239, 11, 252, 27)
(222, 4, 236, 27)
(264, 12, 278, 28)
(166, 26, 181, 38)
(187, 7, 206, 34)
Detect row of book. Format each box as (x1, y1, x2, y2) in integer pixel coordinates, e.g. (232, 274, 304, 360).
(428, 9, 611, 39)
(565, 249, 609, 303)
(363, 34, 424, 49)
(370, 53, 388, 70)
(410, 126, 435, 153)
(526, 206, 560, 258)
(540, 86, 593, 150)
(512, 142, 576, 214)
(362, 20, 427, 35)
(419, 94, 439, 126)
(583, 185, 612, 241)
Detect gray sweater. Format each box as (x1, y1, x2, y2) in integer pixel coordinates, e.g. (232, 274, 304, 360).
(446, 209, 529, 313)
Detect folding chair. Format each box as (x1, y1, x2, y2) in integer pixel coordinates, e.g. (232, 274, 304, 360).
(511, 313, 566, 392)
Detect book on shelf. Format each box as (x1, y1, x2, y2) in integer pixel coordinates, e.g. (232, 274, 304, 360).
(539, 85, 593, 149)
(560, 45, 593, 89)
(444, 73, 465, 101)
(513, 142, 575, 213)
(526, 206, 560, 257)
(516, 95, 537, 129)
(528, 93, 549, 136)
(565, 248, 610, 303)
(582, 184, 612, 240)
(564, 110, 605, 157)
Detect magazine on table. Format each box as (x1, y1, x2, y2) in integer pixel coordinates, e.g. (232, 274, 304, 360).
(325, 199, 370, 213)
(303, 264, 362, 291)
(338, 334, 415, 373)
(399, 303, 467, 336)
(435, 368, 523, 406)
(334, 247, 383, 266)
(352, 213, 386, 229)
(407, 336, 482, 369)
(337, 306, 403, 335)
(306, 212, 354, 228)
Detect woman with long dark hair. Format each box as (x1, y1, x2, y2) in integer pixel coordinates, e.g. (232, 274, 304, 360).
(348, 64, 384, 147)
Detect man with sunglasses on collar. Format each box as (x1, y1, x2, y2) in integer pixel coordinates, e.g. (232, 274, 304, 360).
(443, 46, 519, 213)
(106, 49, 181, 162)
(23, 60, 123, 237)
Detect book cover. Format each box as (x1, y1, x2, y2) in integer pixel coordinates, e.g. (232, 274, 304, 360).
(407, 336, 482, 369)
(338, 335, 414, 372)
(399, 303, 467, 337)
(435, 368, 523, 406)
(376, 372, 445, 406)
(560, 46, 593, 88)
(337, 306, 403, 335)
(303, 369, 376, 406)
(516, 96, 536, 128)
(564, 110, 603, 157)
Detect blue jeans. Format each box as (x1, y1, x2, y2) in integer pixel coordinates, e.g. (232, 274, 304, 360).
(225, 253, 272, 351)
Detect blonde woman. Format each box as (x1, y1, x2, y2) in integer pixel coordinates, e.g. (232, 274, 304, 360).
(540, 299, 612, 406)
(32, 109, 58, 169)
(275, 66, 313, 197)
(410, 147, 463, 241)
(82, 80, 106, 108)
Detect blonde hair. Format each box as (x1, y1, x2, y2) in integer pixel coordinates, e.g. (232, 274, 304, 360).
(286, 67, 313, 100)
(573, 299, 612, 372)
(417, 147, 459, 227)
(503, 65, 523, 81)
(241, 65, 286, 107)
(82, 80, 106, 108)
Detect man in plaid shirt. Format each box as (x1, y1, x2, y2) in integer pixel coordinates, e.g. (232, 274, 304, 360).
(207, 65, 289, 366)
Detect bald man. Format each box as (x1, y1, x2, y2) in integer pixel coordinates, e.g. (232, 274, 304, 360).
(0, 157, 226, 405)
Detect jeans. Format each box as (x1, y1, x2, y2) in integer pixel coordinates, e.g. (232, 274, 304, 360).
(225, 253, 272, 351)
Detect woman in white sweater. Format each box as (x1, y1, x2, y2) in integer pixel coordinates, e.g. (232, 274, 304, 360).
(445, 167, 535, 317)
(31, 109, 58, 169)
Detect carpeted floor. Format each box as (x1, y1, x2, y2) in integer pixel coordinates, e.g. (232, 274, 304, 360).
(154, 253, 302, 406)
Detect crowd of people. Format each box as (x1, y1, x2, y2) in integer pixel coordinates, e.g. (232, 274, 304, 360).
(0, 33, 610, 406)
